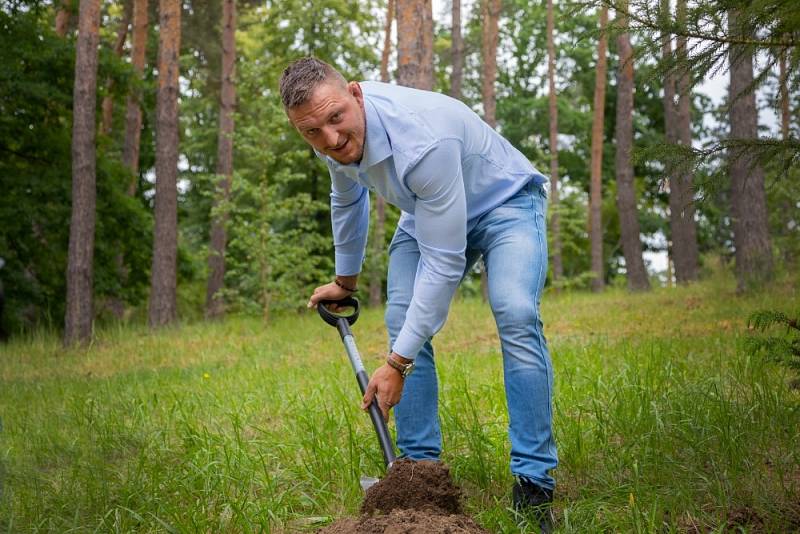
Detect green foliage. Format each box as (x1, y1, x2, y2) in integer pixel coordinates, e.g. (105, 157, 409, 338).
(745, 309, 800, 370)
(0, 5, 152, 333)
(222, 169, 332, 316)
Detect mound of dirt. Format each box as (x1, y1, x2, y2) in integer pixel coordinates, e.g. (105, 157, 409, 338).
(361, 459, 463, 516)
(319, 459, 490, 534)
(319, 508, 488, 534)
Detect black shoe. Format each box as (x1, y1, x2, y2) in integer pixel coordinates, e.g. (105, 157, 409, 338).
(512, 479, 554, 533)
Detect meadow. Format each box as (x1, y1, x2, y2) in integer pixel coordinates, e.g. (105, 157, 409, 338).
(1, 270, 798, 533)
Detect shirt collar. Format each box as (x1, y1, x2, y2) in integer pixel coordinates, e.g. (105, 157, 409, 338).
(319, 95, 391, 174)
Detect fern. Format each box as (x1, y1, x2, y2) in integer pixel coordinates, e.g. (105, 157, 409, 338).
(745, 309, 800, 372)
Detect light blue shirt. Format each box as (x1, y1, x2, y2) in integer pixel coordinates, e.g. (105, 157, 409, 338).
(318, 81, 546, 359)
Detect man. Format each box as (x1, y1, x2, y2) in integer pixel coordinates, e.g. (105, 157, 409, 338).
(280, 57, 557, 523)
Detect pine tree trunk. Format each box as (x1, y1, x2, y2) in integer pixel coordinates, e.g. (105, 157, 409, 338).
(669, 0, 699, 284)
(380, 0, 394, 84)
(728, 8, 773, 291)
(205, 0, 236, 319)
(55, 0, 74, 36)
(149, 0, 181, 327)
(779, 46, 790, 140)
(369, 196, 386, 307)
(480, 0, 500, 128)
(450, 0, 463, 99)
(614, 4, 649, 291)
(480, 0, 501, 302)
(396, 0, 434, 90)
(100, 0, 132, 135)
(546, 0, 562, 281)
(64, 0, 102, 347)
(589, 6, 608, 292)
(369, 0, 394, 308)
(122, 0, 149, 187)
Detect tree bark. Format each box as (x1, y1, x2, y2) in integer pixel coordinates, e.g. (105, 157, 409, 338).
(450, 0, 463, 100)
(55, 0, 74, 36)
(670, 0, 699, 282)
(614, 2, 649, 291)
(546, 0, 562, 281)
(64, 0, 102, 347)
(727, 8, 773, 290)
(369, 0, 394, 308)
(122, 0, 149, 187)
(100, 0, 132, 135)
(395, 0, 434, 90)
(779, 46, 790, 140)
(205, 0, 237, 319)
(589, 6, 608, 292)
(480, 0, 501, 128)
(480, 0, 501, 301)
(149, 0, 181, 327)
(380, 0, 394, 84)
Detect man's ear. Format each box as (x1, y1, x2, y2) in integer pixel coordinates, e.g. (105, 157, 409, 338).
(348, 80, 362, 99)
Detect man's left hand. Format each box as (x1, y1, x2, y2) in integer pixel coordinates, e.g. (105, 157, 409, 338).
(361, 363, 404, 422)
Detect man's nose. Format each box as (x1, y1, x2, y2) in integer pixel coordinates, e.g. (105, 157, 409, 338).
(321, 127, 340, 148)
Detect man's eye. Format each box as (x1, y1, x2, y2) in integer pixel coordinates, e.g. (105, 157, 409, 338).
(305, 129, 319, 137)
(331, 113, 342, 123)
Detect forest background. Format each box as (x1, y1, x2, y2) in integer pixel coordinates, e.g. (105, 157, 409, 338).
(0, 0, 797, 342)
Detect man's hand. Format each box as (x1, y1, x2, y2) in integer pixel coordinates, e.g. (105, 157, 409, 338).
(307, 275, 358, 309)
(361, 363, 404, 421)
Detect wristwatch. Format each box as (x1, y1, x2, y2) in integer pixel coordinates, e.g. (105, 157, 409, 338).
(386, 354, 415, 378)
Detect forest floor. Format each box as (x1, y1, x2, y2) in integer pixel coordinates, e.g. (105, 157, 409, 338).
(1, 269, 799, 532)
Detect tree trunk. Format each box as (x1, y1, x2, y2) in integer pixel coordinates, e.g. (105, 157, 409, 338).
(64, 0, 102, 347)
(100, 0, 132, 135)
(380, 0, 394, 84)
(205, 0, 237, 319)
(55, 0, 74, 36)
(149, 0, 181, 327)
(671, 0, 699, 282)
(122, 0, 149, 188)
(480, 0, 501, 128)
(779, 46, 790, 140)
(546, 0, 562, 281)
(589, 6, 608, 292)
(450, 0, 463, 100)
(614, 3, 649, 291)
(369, 0, 394, 308)
(395, 0, 434, 90)
(480, 0, 501, 302)
(728, 8, 773, 290)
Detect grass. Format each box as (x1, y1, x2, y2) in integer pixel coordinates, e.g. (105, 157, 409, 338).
(1, 270, 799, 532)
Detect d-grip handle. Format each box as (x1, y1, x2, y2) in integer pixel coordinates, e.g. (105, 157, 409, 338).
(317, 297, 360, 328)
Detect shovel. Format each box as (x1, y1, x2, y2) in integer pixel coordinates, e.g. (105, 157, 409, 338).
(317, 297, 397, 490)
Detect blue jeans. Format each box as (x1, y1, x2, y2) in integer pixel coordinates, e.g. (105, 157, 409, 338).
(385, 181, 557, 490)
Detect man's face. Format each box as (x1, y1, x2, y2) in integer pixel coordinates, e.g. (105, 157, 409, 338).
(287, 80, 366, 165)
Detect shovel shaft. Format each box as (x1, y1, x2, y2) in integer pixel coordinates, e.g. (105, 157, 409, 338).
(340, 319, 397, 467)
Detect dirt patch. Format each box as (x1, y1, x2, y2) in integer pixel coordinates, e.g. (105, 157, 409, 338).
(319, 459, 489, 534)
(725, 506, 765, 533)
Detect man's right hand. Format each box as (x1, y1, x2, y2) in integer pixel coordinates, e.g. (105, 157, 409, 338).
(307, 278, 356, 309)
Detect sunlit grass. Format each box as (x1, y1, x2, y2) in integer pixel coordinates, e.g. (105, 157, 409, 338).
(1, 271, 798, 532)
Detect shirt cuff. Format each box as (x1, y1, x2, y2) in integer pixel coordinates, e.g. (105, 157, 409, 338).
(335, 250, 364, 277)
(392, 327, 428, 361)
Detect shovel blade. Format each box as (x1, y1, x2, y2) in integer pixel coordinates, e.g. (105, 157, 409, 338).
(359, 475, 380, 492)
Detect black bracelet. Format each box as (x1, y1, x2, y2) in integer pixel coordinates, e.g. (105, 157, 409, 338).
(334, 279, 357, 292)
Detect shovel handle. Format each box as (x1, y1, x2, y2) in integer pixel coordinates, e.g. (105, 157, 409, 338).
(317, 297, 359, 327)
(318, 297, 397, 467)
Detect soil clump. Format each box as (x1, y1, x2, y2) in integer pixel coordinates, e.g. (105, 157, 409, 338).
(319, 459, 489, 534)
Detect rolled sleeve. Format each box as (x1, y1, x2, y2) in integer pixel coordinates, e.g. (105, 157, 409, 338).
(392, 139, 467, 359)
